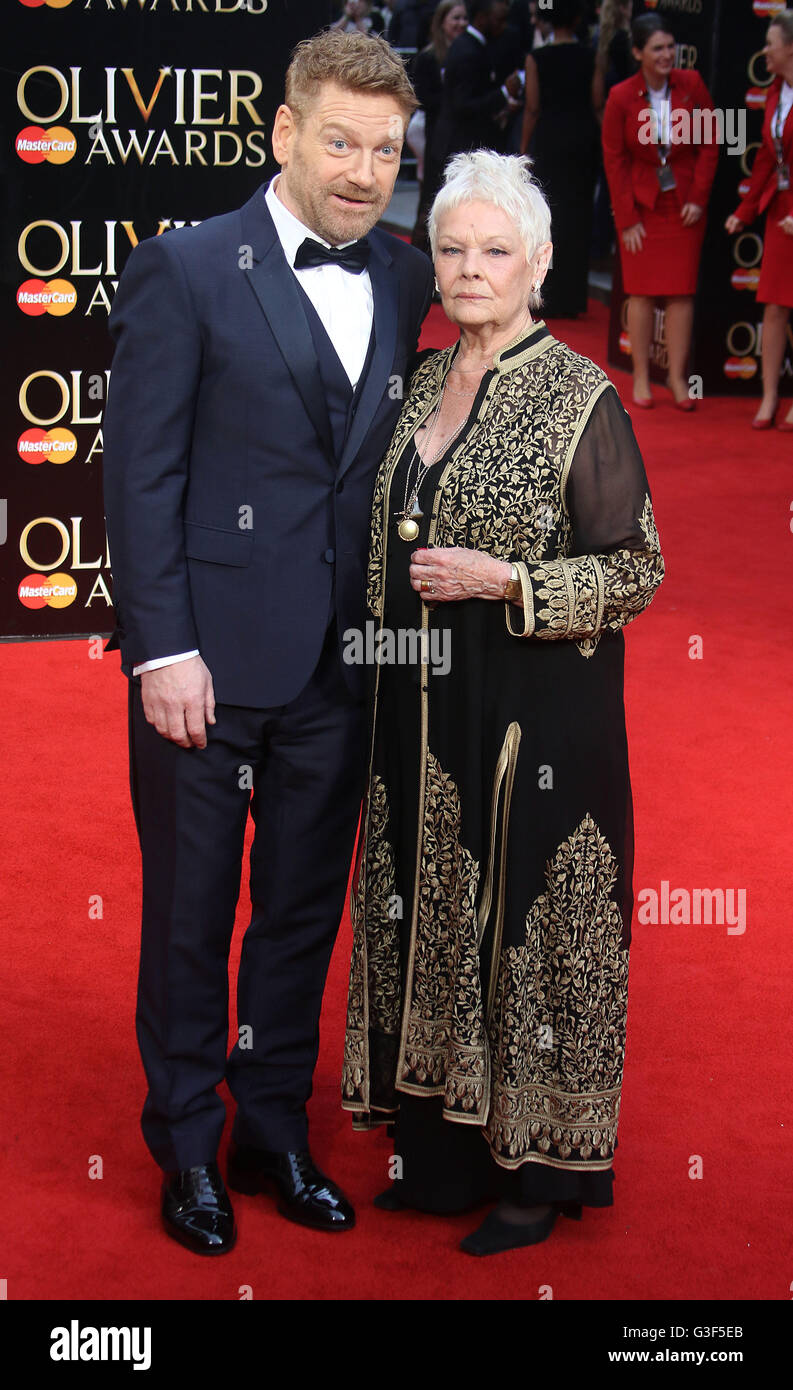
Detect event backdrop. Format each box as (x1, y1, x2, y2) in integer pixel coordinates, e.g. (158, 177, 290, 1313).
(5, 1, 790, 640)
(4, 0, 334, 640)
(607, 0, 793, 395)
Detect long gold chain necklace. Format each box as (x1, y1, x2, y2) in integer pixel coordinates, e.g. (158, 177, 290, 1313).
(394, 382, 468, 542)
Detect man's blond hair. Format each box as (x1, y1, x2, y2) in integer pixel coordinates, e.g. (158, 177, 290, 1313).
(285, 29, 418, 124)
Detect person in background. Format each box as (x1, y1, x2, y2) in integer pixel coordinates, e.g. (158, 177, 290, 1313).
(380, 1, 398, 38)
(593, 0, 633, 118)
(532, 0, 554, 49)
(591, 0, 634, 262)
(520, 0, 599, 317)
(411, 2, 470, 254)
(389, 0, 437, 47)
(332, 1, 387, 36)
(726, 9, 793, 431)
(506, 0, 535, 57)
(430, 0, 523, 187)
(602, 14, 718, 409)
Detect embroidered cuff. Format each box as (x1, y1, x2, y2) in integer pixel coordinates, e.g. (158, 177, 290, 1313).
(530, 554, 604, 638)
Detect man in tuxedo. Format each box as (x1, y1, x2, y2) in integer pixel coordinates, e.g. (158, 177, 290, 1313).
(102, 29, 433, 1255)
(430, 0, 523, 174)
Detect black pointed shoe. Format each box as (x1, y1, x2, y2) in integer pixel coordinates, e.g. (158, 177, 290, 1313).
(161, 1161, 237, 1255)
(227, 1145, 355, 1232)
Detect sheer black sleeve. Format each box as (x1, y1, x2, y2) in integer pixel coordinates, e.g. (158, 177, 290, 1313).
(506, 385, 664, 640)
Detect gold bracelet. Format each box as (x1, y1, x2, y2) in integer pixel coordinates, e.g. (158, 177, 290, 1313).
(503, 562, 522, 603)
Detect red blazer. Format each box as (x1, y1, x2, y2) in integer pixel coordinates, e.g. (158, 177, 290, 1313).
(735, 78, 793, 224)
(602, 68, 719, 230)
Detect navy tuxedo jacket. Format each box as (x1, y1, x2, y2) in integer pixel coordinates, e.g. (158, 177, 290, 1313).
(431, 31, 509, 171)
(102, 185, 433, 706)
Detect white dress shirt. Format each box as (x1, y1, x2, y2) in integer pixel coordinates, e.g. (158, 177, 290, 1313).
(132, 173, 375, 676)
(775, 81, 793, 137)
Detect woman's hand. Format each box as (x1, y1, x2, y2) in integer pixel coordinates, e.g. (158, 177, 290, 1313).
(409, 547, 512, 602)
(622, 223, 646, 253)
(725, 213, 744, 235)
(680, 202, 704, 227)
(779, 214, 793, 237)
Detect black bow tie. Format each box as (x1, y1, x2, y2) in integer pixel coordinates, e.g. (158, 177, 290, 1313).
(294, 236, 371, 275)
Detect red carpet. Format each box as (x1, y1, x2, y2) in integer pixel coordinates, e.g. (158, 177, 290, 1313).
(2, 300, 791, 1300)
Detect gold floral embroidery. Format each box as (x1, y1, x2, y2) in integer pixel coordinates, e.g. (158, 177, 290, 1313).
(341, 774, 400, 1109)
(601, 493, 665, 634)
(486, 813, 630, 1169)
(398, 751, 489, 1121)
(367, 340, 608, 622)
(341, 842, 368, 1108)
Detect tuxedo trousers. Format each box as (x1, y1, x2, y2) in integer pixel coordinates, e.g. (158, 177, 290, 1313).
(128, 620, 366, 1171)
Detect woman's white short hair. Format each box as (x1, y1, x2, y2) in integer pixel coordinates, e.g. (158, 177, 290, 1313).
(427, 150, 552, 310)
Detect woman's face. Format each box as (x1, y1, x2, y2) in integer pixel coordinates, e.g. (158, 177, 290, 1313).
(442, 5, 468, 42)
(764, 24, 793, 76)
(434, 200, 550, 332)
(634, 31, 675, 86)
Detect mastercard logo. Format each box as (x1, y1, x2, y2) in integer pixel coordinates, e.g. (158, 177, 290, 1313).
(619, 330, 632, 356)
(724, 357, 758, 380)
(18, 427, 77, 464)
(18, 572, 77, 610)
(753, 2, 786, 18)
(17, 278, 76, 316)
(745, 89, 769, 110)
(19, 1, 74, 8)
(731, 268, 761, 292)
(16, 126, 76, 164)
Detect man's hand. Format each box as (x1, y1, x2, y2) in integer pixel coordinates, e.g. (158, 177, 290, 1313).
(409, 547, 511, 602)
(622, 222, 646, 253)
(504, 71, 522, 99)
(140, 655, 216, 749)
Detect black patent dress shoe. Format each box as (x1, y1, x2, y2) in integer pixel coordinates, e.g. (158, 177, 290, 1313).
(227, 1145, 355, 1232)
(161, 1161, 237, 1255)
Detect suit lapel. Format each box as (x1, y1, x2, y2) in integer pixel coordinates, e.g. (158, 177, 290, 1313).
(339, 234, 398, 478)
(241, 189, 334, 462)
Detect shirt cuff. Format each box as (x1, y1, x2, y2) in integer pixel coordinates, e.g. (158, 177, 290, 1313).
(133, 650, 199, 676)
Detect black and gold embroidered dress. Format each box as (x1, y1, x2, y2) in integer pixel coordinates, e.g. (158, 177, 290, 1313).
(342, 322, 664, 1213)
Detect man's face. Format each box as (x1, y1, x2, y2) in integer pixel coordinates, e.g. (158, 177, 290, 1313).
(477, 2, 509, 40)
(272, 82, 406, 245)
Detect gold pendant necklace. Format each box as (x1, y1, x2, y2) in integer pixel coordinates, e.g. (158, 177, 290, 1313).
(394, 382, 466, 541)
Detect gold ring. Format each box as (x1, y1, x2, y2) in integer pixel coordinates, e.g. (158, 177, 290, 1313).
(421, 580, 434, 593)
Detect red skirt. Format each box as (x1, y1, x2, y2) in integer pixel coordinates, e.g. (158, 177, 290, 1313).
(619, 189, 706, 297)
(757, 191, 793, 308)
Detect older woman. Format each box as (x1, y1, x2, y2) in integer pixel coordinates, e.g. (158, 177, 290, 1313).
(342, 150, 664, 1255)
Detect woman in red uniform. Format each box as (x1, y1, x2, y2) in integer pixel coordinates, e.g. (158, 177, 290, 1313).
(603, 15, 718, 410)
(726, 11, 793, 431)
